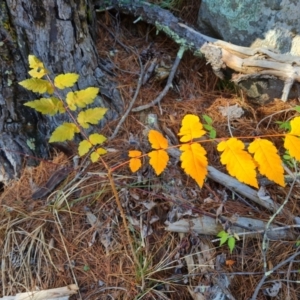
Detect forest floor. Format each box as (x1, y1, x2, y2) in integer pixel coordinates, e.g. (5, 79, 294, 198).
(1, 2, 300, 300)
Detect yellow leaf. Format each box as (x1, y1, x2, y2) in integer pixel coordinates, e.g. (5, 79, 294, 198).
(180, 143, 208, 187)
(89, 133, 106, 145)
(77, 107, 107, 128)
(128, 150, 143, 173)
(49, 123, 80, 143)
(90, 148, 107, 162)
(28, 67, 48, 79)
(289, 116, 300, 136)
(148, 149, 169, 175)
(284, 134, 300, 161)
(178, 114, 206, 142)
(78, 140, 92, 156)
(54, 73, 79, 89)
(128, 150, 142, 158)
(24, 97, 65, 115)
(19, 78, 53, 94)
(148, 130, 168, 149)
(248, 139, 285, 186)
(218, 138, 258, 188)
(66, 87, 99, 110)
(28, 55, 45, 69)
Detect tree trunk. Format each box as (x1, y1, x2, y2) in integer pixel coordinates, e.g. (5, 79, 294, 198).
(0, 0, 122, 181)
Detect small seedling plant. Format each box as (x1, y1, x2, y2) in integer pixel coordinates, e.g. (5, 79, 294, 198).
(217, 230, 238, 254)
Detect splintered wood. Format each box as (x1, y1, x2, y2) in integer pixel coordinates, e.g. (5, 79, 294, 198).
(0, 284, 78, 300)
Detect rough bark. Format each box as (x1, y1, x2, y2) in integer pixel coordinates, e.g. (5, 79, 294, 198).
(0, 0, 122, 181)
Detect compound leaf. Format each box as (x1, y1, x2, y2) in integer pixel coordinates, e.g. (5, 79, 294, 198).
(148, 149, 169, 175)
(54, 73, 79, 89)
(128, 150, 142, 172)
(78, 140, 92, 156)
(148, 130, 168, 149)
(90, 147, 107, 162)
(49, 122, 79, 143)
(180, 143, 208, 187)
(284, 134, 300, 161)
(228, 236, 236, 254)
(66, 87, 99, 110)
(290, 116, 300, 136)
(248, 138, 285, 186)
(217, 230, 229, 246)
(77, 107, 108, 128)
(19, 78, 53, 94)
(89, 133, 106, 145)
(24, 97, 65, 116)
(28, 67, 48, 79)
(28, 55, 45, 70)
(218, 138, 258, 188)
(178, 114, 206, 143)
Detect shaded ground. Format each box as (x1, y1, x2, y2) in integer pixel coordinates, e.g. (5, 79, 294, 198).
(1, 3, 300, 300)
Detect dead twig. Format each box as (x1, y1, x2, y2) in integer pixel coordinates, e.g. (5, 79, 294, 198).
(110, 53, 144, 139)
(132, 45, 185, 112)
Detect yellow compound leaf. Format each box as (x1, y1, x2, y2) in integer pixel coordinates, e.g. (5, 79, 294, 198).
(290, 116, 300, 136)
(49, 122, 80, 143)
(28, 67, 48, 79)
(66, 87, 99, 110)
(128, 150, 143, 173)
(90, 148, 107, 163)
(77, 107, 108, 128)
(54, 73, 79, 89)
(178, 114, 206, 143)
(284, 134, 300, 161)
(248, 138, 285, 187)
(28, 55, 45, 69)
(24, 97, 65, 116)
(148, 130, 168, 149)
(78, 140, 92, 156)
(148, 149, 169, 175)
(89, 133, 107, 145)
(180, 143, 208, 187)
(19, 78, 53, 94)
(218, 138, 258, 188)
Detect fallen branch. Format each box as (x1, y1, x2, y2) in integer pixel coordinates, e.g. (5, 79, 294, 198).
(165, 215, 297, 241)
(0, 284, 78, 300)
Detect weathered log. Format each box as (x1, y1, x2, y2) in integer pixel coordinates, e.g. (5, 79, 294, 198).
(98, 0, 300, 102)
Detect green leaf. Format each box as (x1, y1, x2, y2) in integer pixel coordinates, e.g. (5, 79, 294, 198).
(217, 230, 229, 246)
(19, 78, 53, 94)
(24, 97, 65, 115)
(203, 124, 213, 131)
(66, 87, 99, 110)
(54, 73, 79, 89)
(202, 114, 213, 125)
(228, 236, 236, 253)
(78, 140, 92, 156)
(49, 123, 80, 143)
(209, 129, 217, 139)
(83, 265, 90, 272)
(295, 106, 300, 113)
(77, 107, 108, 128)
(89, 133, 107, 145)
